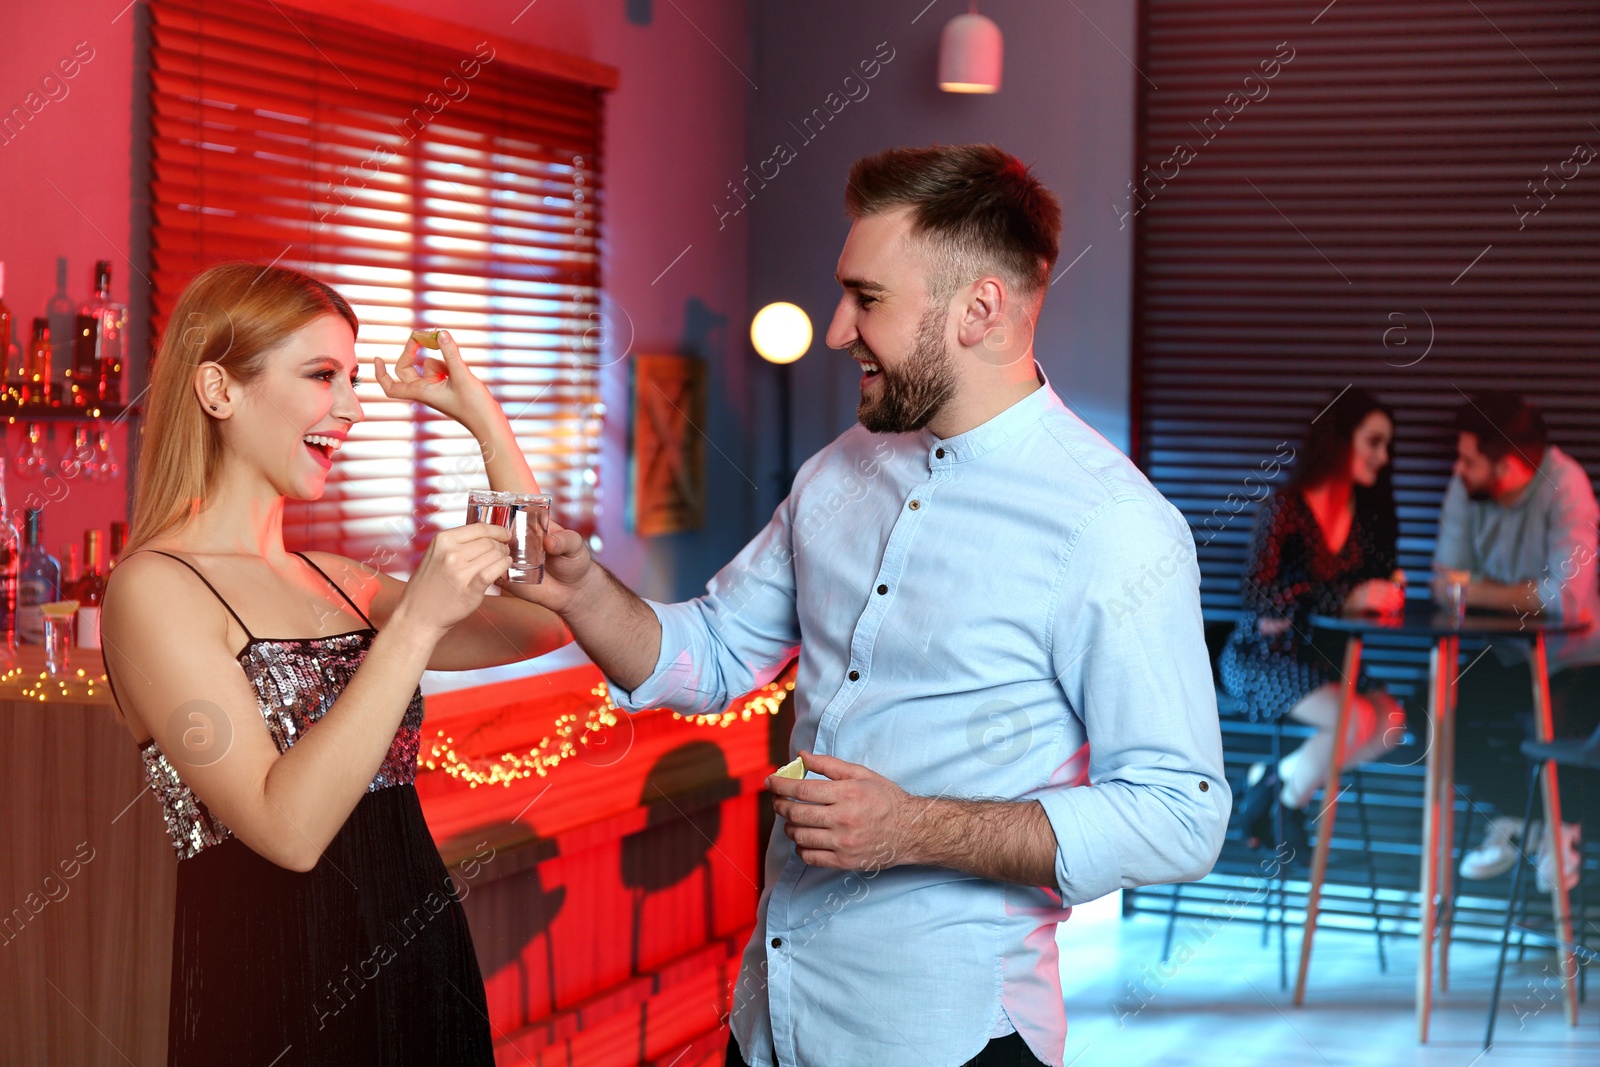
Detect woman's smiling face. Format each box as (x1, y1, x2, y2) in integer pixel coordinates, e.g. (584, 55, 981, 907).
(1348, 409, 1393, 488)
(218, 313, 363, 499)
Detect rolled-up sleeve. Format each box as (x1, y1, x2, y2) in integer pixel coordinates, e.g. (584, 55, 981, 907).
(1535, 464, 1600, 623)
(606, 496, 802, 716)
(1033, 498, 1231, 905)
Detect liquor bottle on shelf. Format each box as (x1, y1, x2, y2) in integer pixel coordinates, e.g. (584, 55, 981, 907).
(23, 319, 50, 406)
(0, 467, 15, 651)
(70, 316, 93, 407)
(46, 258, 73, 405)
(60, 542, 80, 599)
(109, 520, 128, 570)
(0, 261, 15, 403)
(75, 260, 125, 407)
(73, 528, 106, 649)
(17, 509, 59, 645)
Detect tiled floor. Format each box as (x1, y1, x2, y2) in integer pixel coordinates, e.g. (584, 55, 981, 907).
(681, 894, 1598, 1066)
(1057, 895, 1599, 1066)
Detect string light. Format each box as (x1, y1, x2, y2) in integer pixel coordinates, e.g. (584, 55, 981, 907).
(671, 675, 795, 728)
(0, 664, 107, 703)
(419, 671, 797, 788)
(0, 654, 794, 783)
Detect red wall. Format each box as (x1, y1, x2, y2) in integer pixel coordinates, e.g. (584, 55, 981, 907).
(0, 0, 752, 599)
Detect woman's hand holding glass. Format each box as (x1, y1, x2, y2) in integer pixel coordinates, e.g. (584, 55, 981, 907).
(393, 523, 514, 637)
(1347, 576, 1406, 616)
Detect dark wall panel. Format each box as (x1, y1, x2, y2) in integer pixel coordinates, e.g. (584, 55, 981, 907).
(1133, 0, 1600, 697)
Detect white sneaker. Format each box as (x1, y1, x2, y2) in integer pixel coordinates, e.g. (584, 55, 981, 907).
(1535, 822, 1581, 894)
(1460, 815, 1538, 880)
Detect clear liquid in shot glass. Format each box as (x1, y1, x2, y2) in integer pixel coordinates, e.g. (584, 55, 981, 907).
(465, 490, 552, 583)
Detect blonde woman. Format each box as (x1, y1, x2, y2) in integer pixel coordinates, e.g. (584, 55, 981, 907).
(102, 264, 569, 1065)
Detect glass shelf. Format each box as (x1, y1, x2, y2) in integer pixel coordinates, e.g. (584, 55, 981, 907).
(0, 402, 140, 422)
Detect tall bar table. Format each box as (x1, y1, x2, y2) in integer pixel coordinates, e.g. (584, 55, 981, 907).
(1294, 603, 1585, 1041)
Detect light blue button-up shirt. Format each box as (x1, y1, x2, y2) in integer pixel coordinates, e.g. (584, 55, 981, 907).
(611, 371, 1230, 1067)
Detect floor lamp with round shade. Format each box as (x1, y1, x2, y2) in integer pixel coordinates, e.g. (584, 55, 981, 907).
(751, 301, 812, 492)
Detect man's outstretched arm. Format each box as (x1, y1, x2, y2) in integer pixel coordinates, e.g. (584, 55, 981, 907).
(499, 525, 663, 690)
(502, 509, 801, 715)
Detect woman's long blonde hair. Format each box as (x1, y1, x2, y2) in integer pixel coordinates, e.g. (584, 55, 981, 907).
(124, 263, 358, 555)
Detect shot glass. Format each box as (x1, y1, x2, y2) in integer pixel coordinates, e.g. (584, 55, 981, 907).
(1444, 569, 1471, 624)
(465, 489, 553, 584)
(43, 614, 71, 677)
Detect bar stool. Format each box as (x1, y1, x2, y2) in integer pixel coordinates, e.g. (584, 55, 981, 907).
(1162, 705, 1390, 986)
(1162, 624, 1296, 982)
(1484, 720, 1600, 1049)
(1163, 711, 1292, 985)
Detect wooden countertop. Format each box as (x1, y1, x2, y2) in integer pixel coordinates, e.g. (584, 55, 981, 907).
(0, 644, 112, 707)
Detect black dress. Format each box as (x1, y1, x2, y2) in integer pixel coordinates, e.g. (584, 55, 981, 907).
(1219, 489, 1396, 722)
(104, 550, 494, 1067)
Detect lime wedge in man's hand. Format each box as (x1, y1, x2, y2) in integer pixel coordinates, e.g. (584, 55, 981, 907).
(773, 756, 806, 780)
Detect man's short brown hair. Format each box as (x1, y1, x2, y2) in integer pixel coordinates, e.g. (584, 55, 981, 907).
(1456, 391, 1548, 466)
(845, 143, 1062, 304)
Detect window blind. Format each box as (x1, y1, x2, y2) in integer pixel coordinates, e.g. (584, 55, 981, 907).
(149, 0, 609, 572)
(1133, 0, 1600, 695)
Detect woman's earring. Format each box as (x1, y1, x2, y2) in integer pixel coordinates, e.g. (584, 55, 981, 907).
(209, 404, 218, 410)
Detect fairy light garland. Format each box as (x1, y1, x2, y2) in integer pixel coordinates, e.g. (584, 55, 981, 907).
(420, 674, 797, 788)
(0, 650, 794, 786)
(670, 675, 795, 728)
(1, 666, 103, 702)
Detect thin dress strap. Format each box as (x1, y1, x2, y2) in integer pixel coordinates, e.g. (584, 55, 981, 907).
(106, 549, 255, 746)
(143, 550, 256, 640)
(293, 551, 375, 629)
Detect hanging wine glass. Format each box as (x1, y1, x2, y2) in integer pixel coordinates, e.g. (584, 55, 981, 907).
(13, 423, 48, 480)
(90, 429, 120, 482)
(59, 424, 94, 479)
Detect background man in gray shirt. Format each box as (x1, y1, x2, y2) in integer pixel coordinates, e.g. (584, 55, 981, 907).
(1435, 392, 1600, 892)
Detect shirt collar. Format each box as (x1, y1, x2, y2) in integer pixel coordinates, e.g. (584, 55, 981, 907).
(921, 361, 1060, 467)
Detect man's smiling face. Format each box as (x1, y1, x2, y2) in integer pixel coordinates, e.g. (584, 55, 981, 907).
(825, 208, 958, 434)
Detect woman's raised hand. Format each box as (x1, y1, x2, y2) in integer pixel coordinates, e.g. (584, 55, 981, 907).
(395, 523, 513, 636)
(374, 329, 497, 428)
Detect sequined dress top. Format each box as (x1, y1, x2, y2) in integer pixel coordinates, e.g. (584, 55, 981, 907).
(103, 550, 493, 1066)
(130, 552, 422, 859)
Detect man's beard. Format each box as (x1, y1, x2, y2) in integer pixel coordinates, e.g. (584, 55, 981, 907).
(853, 305, 957, 434)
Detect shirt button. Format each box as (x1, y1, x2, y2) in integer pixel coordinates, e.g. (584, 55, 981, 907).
(771, 937, 782, 948)
(909, 500, 921, 511)
(1199, 780, 1210, 792)
(848, 669, 860, 681)
(935, 447, 946, 459)
(876, 584, 888, 595)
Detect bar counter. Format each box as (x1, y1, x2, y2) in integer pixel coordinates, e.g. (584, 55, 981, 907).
(0, 646, 173, 1065)
(1, 645, 786, 1065)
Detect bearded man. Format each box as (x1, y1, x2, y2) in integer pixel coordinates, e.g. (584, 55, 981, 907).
(506, 143, 1229, 1067)
(1435, 392, 1600, 895)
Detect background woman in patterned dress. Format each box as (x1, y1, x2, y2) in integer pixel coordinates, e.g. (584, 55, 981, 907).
(1220, 387, 1409, 855)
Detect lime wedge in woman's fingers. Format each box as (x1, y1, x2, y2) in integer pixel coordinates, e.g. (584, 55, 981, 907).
(411, 329, 443, 349)
(773, 756, 806, 779)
